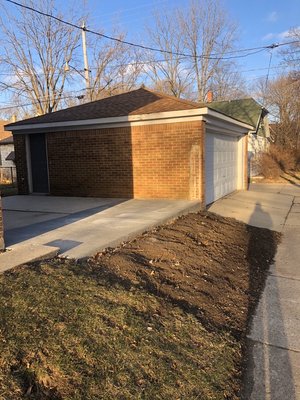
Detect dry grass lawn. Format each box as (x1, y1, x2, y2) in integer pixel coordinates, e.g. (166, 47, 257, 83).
(0, 211, 280, 399)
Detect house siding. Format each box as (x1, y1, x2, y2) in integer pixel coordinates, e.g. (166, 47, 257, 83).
(0, 144, 15, 168)
(14, 135, 29, 194)
(0, 195, 4, 250)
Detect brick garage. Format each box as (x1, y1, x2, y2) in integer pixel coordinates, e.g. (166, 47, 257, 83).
(6, 88, 252, 205)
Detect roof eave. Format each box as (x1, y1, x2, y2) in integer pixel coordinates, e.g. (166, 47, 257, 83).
(8, 107, 254, 134)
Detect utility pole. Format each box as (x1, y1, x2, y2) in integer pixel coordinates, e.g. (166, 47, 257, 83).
(81, 21, 92, 101)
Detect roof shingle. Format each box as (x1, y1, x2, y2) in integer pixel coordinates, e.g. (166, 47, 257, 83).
(6, 88, 201, 128)
(0, 136, 14, 144)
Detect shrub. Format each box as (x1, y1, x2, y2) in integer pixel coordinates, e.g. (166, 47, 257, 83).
(296, 150, 300, 171)
(268, 145, 296, 171)
(258, 152, 281, 179)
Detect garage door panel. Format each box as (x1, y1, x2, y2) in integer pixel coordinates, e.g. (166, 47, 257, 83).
(205, 133, 238, 204)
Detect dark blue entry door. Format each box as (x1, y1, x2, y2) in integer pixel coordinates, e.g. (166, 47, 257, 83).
(30, 133, 49, 193)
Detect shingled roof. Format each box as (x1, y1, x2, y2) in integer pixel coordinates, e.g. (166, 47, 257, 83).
(207, 98, 269, 136)
(0, 136, 14, 145)
(6, 88, 201, 128)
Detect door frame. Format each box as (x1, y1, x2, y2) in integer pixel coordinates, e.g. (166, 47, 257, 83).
(25, 133, 50, 194)
(205, 130, 244, 205)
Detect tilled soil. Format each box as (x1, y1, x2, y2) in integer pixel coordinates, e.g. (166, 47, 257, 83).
(90, 210, 280, 359)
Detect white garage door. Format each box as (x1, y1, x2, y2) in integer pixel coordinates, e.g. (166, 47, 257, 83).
(205, 132, 239, 204)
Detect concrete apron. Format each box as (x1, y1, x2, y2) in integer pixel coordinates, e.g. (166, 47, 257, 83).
(0, 196, 201, 273)
(210, 183, 300, 399)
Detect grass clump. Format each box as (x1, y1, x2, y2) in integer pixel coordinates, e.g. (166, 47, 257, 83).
(0, 259, 239, 400)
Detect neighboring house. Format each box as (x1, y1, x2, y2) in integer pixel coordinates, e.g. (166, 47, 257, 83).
(0, 136, 15, 166)
(0, 122, 16, 183)
(0, 120, 12, 141)
(207, 98, 270, 176)
(6, 88, 253, 206)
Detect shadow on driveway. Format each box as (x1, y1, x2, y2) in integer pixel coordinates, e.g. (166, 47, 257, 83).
(243, 203, 296, 399)
(3, 196, 127, 251)
(2, 195, 201, 259)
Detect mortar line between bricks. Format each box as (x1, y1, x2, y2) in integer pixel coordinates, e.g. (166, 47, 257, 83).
(247, 338, 300, 354)
(269, 273, 300, 282)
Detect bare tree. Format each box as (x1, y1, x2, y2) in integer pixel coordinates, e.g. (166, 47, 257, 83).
(0, 0, 82, 116)
(145, 0, 239, 102)
(263, 73, 300, 150)
(179, 0, 238, 102)
(210, 61, 248, 100)
(280, 27, 300, 72)
(87, 30, 143, 101)
(143, 11, 194, 98)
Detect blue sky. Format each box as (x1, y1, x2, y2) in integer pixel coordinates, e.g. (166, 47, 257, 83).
(84, 0, 300, 85)
(0, 0, 299, 112)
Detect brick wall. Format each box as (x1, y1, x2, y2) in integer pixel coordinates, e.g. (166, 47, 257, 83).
(0, 195, 4, 250)
(47, 127, 134, 198)
(131, 121, 204, 200)
(46, 121, 204, 201)
(14, 134, 29, 194)
(12, 120, 205, 201)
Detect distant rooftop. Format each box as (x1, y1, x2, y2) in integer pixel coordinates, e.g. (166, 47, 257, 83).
(207, 98, 268, 133)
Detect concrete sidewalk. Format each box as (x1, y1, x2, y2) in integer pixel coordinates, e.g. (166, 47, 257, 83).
(210, 183, 300, 399)
(0, 196, 201, 271)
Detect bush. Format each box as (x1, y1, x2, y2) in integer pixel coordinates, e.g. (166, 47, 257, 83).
(258, 153, 281, 179)
(268, 145, 296, 171)
(257, 145, 298, 179)
(296, 150, 300, 171)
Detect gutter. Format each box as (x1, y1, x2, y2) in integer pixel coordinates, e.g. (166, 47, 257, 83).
(5, 108, 253, 134)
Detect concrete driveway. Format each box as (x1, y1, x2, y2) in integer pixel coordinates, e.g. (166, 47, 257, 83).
(209, 183, 300, 232)
(210, 183, 300, 399)
(1, 195, 200, 270)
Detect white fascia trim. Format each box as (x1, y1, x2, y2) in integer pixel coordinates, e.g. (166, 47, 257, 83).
(204, 108, 254, 130)
(8, 107, 254, 133)
(8, 109, 204, 132)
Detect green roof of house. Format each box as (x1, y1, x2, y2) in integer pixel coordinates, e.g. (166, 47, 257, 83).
(207, 98, 269, 136)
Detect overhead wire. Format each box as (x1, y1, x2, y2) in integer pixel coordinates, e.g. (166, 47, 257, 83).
(0, 88, 86, 112)
(1, 0, 299, 113)
(4, 0, 300, 60)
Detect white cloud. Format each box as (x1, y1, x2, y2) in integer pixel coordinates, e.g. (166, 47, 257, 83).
(266, 11, 278, 22)
(262, 26, 300, 42)
(278, 29, 295, 39)
(262, 33, 276, 41)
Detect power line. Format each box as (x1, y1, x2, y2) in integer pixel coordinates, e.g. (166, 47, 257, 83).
(4, 0, 300, 61)
(0, 70, 288, 112)
(0, 62, 297, 107)
(0, 88, 86, 112)
(0, 81, 86, 101)
(1, 53, 299, 83)
(0, 58, 294, 78)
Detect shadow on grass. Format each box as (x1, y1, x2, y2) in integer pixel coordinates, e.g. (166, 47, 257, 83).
(68, 213, 281, 343)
